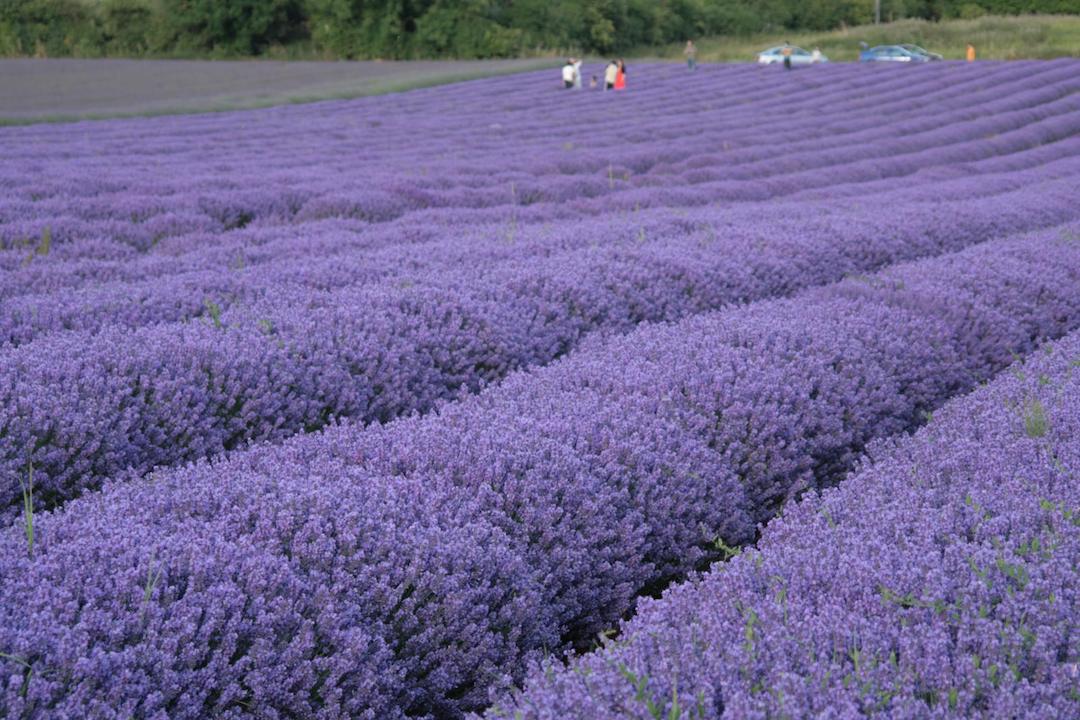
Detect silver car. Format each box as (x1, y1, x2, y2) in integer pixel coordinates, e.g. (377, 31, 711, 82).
(900, 44, 943, 61)
(859, 45, 930, 63)
(756, 46, 828, 65)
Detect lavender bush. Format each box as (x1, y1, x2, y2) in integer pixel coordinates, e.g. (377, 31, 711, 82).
(2, 224, 1079, 718)
(488, 326, 1080, 720)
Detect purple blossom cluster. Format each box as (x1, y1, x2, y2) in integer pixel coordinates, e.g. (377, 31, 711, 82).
(488, 325, 1080, 720)
(3, 224, 1079, 718)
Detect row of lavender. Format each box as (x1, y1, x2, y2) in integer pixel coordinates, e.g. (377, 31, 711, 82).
(1, 62, 1075, 264)
(2, 66, 1076, 308)
(3, 224, 1079, 718)
(0, 63, 1073, 358)
(0, 59, 934, 250)
(489, 319, 1080, 720)
(4, 176, 1077, 514)
(4, 124, 1077, 315)
(4, 136, 1080, 346)
(4, 142, 1080, 350)
(0, 63, 1045, 211)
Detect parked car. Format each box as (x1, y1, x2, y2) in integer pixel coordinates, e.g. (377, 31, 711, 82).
(756, 46, 828, 65)
(859, 45, 932, 63)
(900, 44, 943, 61)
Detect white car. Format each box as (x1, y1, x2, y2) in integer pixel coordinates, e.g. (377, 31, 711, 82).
(757, 46, 828, 65)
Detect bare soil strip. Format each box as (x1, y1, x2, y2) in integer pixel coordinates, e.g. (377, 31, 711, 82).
(0, 58, 554, 123)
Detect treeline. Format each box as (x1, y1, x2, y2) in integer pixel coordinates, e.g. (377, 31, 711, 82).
(1, 0, 1076, 59)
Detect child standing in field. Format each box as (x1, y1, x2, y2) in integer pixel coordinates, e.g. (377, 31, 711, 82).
(966, 44, 976, 62)
(615, 60, 627, 90)
(684, 40, 697, 71)
(782, 42, 793, 70)
(604, 59, 618, 90)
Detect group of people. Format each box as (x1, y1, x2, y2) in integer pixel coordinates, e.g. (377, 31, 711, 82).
(562, 58, 627, 90)
(558, 40, 697, 89)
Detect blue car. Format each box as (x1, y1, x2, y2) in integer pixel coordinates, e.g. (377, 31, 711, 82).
(859, 45, 931, 63)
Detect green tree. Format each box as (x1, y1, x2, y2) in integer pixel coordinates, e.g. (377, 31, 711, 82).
(413, 0, 521, 57)
(1, 0, 1077, 60)
(0, 0, 100, 56)
(305, 0, 414, 58)
(160, 0, 305, 54)
(99, 0, 157, 55)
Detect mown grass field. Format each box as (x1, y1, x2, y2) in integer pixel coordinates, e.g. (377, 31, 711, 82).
(640, 15, 1080, 62)
(0, 57, 556, 124)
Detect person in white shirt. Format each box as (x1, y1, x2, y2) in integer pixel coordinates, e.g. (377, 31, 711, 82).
(562, 59, 575, 89)
(572, 58, 583, 89)
(603, 59, 618, 91)
(811, 47, 822, 64)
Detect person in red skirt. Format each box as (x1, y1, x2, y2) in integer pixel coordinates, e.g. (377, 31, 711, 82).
(614, 59, 627, 90)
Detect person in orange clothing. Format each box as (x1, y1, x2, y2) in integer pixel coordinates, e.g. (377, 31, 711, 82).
(966, 43, 976, 62)
(614, 59, 627, 90)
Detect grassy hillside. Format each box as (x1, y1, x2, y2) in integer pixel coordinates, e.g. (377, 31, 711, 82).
(638, 15, 1080, 62)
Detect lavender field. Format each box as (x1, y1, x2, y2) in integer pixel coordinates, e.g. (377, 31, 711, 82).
(1, 60, 1078, 719)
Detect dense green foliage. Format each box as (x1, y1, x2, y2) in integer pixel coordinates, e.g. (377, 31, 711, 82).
(0, 0, 1076, 58)
(158, 0, 306, 55)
